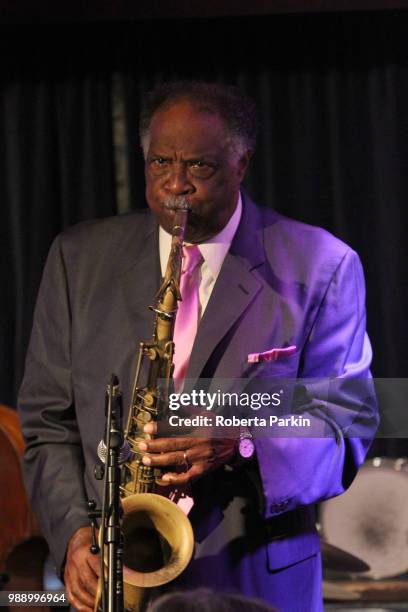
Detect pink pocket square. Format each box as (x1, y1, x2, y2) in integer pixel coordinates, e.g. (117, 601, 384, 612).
(247, 345, 297, 364)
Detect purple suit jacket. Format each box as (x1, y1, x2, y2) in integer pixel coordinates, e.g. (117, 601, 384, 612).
(18, 194, 378, 611)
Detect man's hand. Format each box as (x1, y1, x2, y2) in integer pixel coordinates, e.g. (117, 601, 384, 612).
(64, 526, 100, 612)
(138, 421, 238, 485)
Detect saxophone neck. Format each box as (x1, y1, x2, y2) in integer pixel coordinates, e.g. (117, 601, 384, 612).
(154, 205, 189, 345)
(157, 207, 189, 296)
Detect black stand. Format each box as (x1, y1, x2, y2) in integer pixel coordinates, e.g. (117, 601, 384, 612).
(90, 374, 124, 612)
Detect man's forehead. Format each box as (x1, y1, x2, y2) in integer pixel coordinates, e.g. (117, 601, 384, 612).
(151, 100, 225, 129)
(148, 103, 228, 151)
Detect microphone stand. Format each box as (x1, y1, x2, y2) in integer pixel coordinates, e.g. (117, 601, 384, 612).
(94, 374, 125, 612)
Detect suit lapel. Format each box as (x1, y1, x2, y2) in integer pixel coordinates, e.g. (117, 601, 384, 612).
(187, 195, 266, 380)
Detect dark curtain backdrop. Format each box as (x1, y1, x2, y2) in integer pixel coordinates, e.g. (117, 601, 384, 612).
(1, 12, 407, 454)
(0, 26, 117, 405)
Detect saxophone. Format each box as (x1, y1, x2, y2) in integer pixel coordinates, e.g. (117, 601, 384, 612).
(96, 200, 194, 612)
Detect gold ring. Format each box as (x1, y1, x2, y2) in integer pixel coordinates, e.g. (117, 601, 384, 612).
(183, 450, 189, 466)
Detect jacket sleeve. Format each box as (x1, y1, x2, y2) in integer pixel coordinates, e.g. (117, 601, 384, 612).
(254, 248, 379, 518)
(18, 235, 90, 575)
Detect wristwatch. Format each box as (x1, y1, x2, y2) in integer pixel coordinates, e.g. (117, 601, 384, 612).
(238, 428, 255, 459)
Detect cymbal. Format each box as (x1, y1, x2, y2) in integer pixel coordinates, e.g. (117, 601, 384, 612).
(321, 541, 370, 573)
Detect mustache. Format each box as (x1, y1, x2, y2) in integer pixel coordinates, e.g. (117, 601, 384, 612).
(163, 196, 191, 211)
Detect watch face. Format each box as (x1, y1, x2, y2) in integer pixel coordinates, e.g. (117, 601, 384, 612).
(239, 437, 255, 459)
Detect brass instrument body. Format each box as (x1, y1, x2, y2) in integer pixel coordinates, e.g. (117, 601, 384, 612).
(97, 205, 194, 612)
(122, 207, 187, 496)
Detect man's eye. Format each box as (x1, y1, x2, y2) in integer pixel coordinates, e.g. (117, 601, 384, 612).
(149, 158, 169, 174)
(188, 161, 214, 178)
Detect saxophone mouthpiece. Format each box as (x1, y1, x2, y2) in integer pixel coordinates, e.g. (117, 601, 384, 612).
(176, 198, 190, 211)
(164, 196, 191, 211)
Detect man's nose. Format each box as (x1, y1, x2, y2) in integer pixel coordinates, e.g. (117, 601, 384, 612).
(165, 163, 194, 194)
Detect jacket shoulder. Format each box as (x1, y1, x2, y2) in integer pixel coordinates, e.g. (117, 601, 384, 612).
(59, 209, 153, 246)
(47, 209, 156, 280)
(260, 206, 352, 260)
(244, 199, 361, 290)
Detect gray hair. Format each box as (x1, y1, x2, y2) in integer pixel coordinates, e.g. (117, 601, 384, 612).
(139, 81, 258, 159)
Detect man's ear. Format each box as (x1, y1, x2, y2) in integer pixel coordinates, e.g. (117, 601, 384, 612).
(237, 149, 252, 181)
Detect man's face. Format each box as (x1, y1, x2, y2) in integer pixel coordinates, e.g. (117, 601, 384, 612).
(144, 100, 250, 243)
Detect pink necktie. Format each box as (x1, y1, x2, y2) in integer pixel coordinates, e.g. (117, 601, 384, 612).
(173, 245, 203, 387)
(171, 245, 202, 515)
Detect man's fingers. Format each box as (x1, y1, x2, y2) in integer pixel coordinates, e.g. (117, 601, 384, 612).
(142, 449, 190, 467)
(144, 422, 157, 435)
(66, 571, 98, 609)
(160, 464, 204, 485)
(139, 436, 196, 453)
(66, 591, 90, 612)
(145, 419, 214, 439)
(67, 589, 95, 612)
(87, 551, 101, 577)
(142, 442, 220, 467)
(68, 583, 95, 610)
(65, 564, 97, 610)
(65, 526, 100, 610)
(80, 564, 99, 597)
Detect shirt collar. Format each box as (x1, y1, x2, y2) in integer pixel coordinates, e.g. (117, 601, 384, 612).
(159, 193, 242, 281)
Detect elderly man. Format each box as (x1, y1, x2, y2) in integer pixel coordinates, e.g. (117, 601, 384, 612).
(18, 81, 378, 612)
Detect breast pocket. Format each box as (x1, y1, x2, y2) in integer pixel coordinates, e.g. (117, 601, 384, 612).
(243, 352, 300, 378)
